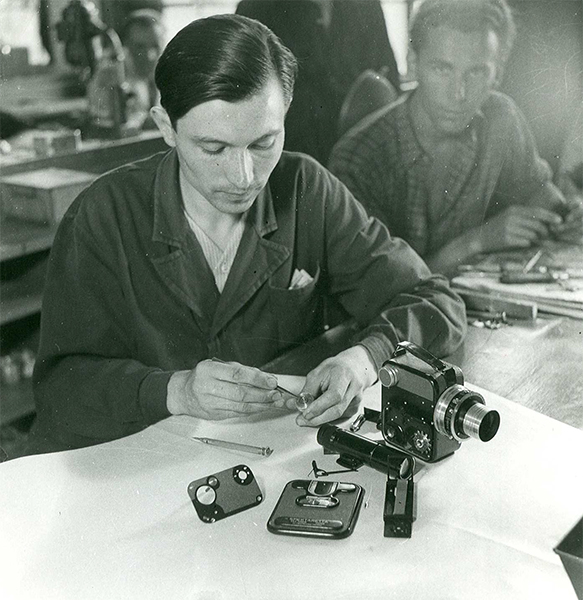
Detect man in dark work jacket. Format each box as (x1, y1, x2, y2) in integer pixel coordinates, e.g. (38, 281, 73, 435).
(28, 14, 465, 453)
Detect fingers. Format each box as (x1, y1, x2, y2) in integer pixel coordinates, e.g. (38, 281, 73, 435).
(193, 382, 280, 418)
(506, 221, 547, 245)
(483, 206, 563, 250)
(186, 360, 281, 419)
(565, 201, 583, 221)
(272, 390, 301, 411)
(523, 206, 563, 226)
(295, 372, 354, 427)
(510, 207, 561, 240)
(210, 397, 280, 417)
(208, 359, 278, 391)
(206, 377, 282, 405)
(296, 389, 362, 427)
(552, 203, 583, 240)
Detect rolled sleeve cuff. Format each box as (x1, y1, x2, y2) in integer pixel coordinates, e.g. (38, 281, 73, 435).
(355, 331, 397, 372)
(138, 370, 173, 424)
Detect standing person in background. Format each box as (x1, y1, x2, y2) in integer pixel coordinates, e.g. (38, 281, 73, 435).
(329, 0, 583, 276)
(235, 0, 400, 164)
(121, 9, 165, 125)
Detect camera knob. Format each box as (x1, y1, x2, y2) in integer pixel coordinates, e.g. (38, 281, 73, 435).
(379, 364, 399, 388)
(412, 431, 431, 453)
(385, 424, 404, 442)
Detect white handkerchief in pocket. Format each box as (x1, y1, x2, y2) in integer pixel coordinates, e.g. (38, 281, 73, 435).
(289, 268, 314, 290)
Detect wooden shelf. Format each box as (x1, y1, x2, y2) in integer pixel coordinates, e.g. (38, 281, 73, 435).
(0, 131, 167, 177)
(0, 218, 57, 262)
(0, 256, 47, 325)
(0, 379, 35, 425)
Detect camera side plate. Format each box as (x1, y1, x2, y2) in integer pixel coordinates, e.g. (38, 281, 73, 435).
(187, 464, 263, 524)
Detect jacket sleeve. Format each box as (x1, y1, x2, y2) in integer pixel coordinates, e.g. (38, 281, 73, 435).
(31, 191, 172, 451)
(304, 163, 467, 370)
(488, 94, 566, 216)
(328, 116, 401, 233)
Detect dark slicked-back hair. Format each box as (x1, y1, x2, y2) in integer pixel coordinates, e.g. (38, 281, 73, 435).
(409, 0, 516, 67)
(155, 13, 298, 127)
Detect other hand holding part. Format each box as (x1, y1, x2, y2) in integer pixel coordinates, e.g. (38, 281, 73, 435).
(291, 345, 377, 428)
(549, 198, 583, 243)
(477, 205, 563, 252)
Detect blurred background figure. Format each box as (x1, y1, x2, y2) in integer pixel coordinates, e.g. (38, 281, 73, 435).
(236, 0, 400, 164)
(120, 9, 165, 117)
(329, 0, 583, 277)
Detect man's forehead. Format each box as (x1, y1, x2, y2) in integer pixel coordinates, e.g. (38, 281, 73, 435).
(422, 25, 500, 62)
(177, 79, 286, 142)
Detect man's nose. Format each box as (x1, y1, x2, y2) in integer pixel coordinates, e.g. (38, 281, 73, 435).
(225, 150, 254, 188)
(453, 75, 467, 102)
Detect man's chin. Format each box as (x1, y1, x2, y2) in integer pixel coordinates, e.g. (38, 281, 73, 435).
(214, 196, 257, 214)
(438, 121, 472, 137)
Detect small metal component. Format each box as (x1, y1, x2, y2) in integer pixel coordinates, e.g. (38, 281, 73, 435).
(411, 430, 431, 453)
(522, 248, 544, 273)
(295, 392, 314, 412)
(192, 436, 273, 456)
(384, 475, 416, 538)
(349, 413, 367, 433)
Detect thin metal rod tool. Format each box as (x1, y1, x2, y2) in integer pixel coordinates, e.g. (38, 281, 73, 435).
(192, 436, 273, 456)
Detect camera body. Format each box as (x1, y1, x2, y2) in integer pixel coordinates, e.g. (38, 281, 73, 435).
(379, 342, 500, 463)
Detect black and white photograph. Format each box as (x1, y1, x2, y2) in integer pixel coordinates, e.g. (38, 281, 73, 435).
(0, 1, 582, 598)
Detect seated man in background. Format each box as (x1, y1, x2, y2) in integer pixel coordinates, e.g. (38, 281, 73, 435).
(120, 9, 165, 123)
(27, 14, 465, 453)
(329, 0, 583, 276)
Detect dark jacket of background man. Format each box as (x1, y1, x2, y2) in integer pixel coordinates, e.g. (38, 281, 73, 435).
(236, 0, 400, 164)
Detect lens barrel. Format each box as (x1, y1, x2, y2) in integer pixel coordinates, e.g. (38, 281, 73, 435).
(317, 424, 415, 479)
(434, 384, 500, 443)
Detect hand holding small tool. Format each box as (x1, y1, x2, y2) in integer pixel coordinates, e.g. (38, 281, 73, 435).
(166, 358, 281, 420)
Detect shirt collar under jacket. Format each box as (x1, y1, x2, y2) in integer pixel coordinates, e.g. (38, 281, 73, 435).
(151, 148, 278, 248)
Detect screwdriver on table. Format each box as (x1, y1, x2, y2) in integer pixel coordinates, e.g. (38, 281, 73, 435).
(191, 436, 273, 456)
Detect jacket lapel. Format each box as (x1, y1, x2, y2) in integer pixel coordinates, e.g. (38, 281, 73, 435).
(211, 187, 290, 337)
(149, 150, 220, 326)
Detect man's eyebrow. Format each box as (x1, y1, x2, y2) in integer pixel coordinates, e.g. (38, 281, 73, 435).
(192, 129, 282, 146)
(430, 58, 451, 66)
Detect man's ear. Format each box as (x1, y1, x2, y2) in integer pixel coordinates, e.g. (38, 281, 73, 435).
(150, 106, 177, 147)
(492, 63, 504, 89)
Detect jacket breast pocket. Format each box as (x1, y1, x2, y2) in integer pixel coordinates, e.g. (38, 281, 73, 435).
(268, 266, 323, 351)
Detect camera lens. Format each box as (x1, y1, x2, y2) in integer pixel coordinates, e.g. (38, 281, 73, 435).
(459, 402, 500, 442)
(434, 384, 500, 443)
